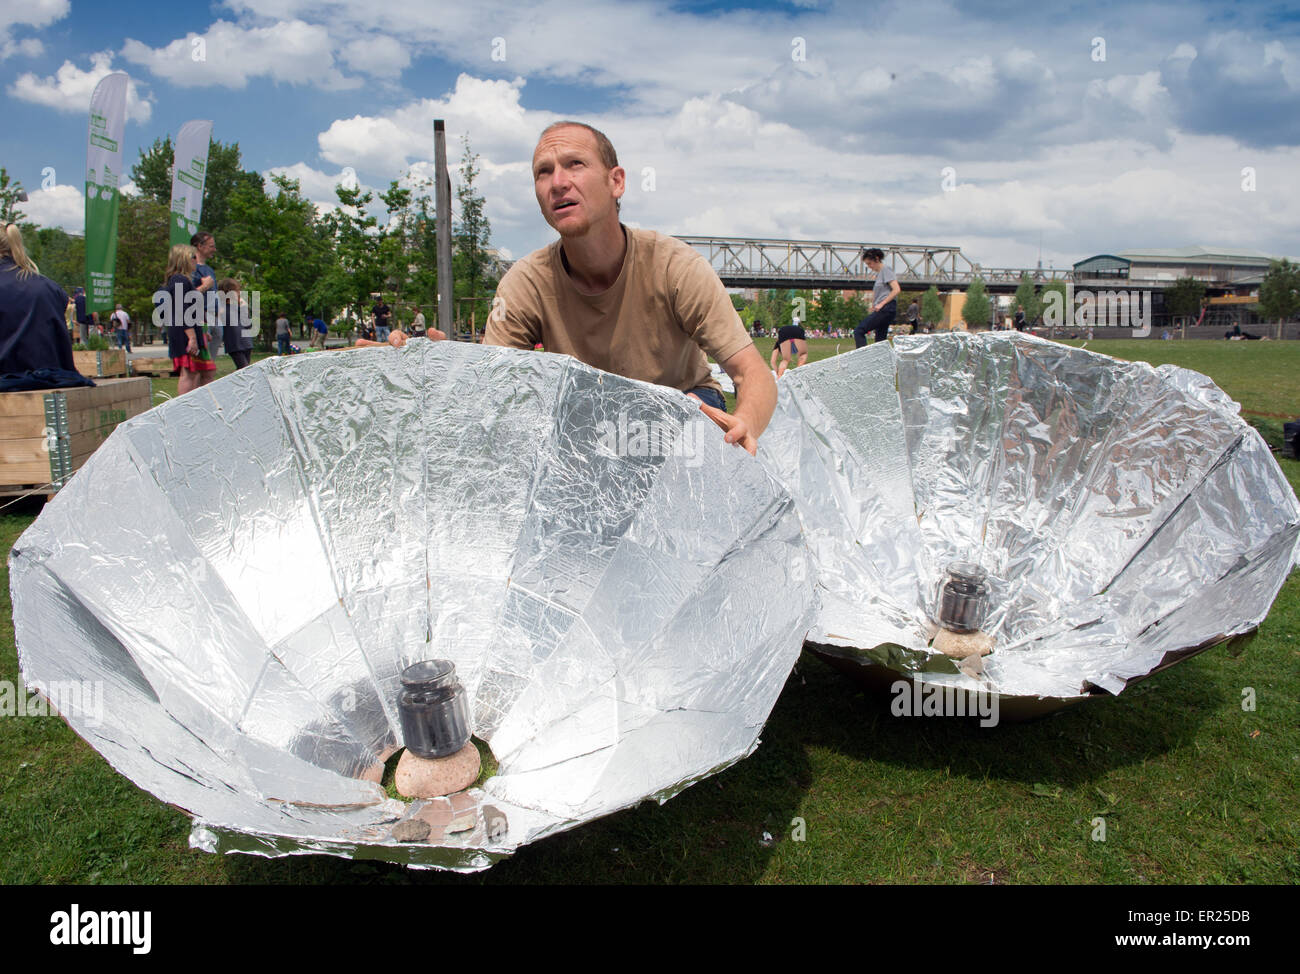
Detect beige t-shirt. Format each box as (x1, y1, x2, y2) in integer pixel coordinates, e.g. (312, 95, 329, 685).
(484, 227, 752, 393)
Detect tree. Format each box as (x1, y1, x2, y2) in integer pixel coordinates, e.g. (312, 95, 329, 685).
(1163, 276, 1206, 322)
(226, 173, 334, 345)
(962, 276, 991, 329)
(921, 286, 944, 328)
(25, 227, 85, 290)
(0, 168, 30, 225)
(1258, 258, 1300, 339)
(453, 136, 495, 331)
(1010, 273, 1039, 324)
(130, 137, 261, 240)
(114, 195, 172, 337)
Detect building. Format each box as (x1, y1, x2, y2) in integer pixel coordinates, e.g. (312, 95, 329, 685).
(1073, 246, 1292, 297)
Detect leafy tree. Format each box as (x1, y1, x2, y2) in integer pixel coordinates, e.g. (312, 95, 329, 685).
(314, 182, 383, 317)
(114, 195, 172, 337)
(1163, 276, 1206, 321)
(0, 168, 29, 225)
(1010, 273, 1039, 324)
(25, 227, 85, 290)
(226, 173, 333, 345)
(921, 285, 944, 328)
(453, 136, 495, 330)
(962, 276, 991, 329)
(1258, 258, 1300, 339)
(810, 288, 843, 332)
(130, 137, 261, 240)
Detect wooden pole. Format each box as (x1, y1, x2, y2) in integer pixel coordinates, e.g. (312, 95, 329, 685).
(434, 120, 454, 339)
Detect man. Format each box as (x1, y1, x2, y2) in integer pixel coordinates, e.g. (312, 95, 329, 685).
(190, 231, 219, 354)
(110, 303, 131, 353)
(311, 313, 328, 349)
(906, 298, 920, 335)
(482, 121, 775, 455)
(72, 286, 97, 345)
(854, 248, 900, 348)
(372, 296, 392, 342)
(275, 311, 292, 355)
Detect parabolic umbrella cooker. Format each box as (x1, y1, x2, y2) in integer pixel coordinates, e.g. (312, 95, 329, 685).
(10, 340, 814, 870)
(761, 332, 1300, 717)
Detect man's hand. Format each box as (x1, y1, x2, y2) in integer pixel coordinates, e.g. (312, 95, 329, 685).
(199, 275, 215, 292)
(698, 403, 757, 456)
(717, 344, 777, 454)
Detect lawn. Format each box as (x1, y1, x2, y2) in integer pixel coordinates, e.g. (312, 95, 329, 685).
(2, 337, 1298, 884)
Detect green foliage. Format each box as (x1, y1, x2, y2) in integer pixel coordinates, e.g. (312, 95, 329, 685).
(1164, 276, 1206, 319)
(453, 136, 495, 328)
(114, 195, 172, 331)
(1011, 272, 1040, 323)
(226, 174, 333, 340)
(1258, 258, 1300, 324)
(129, 137, 261, 240)
(921, 285, 944, 326)
(962, 276, 991, 328)
(25, 227, 85, 291)
(0, 168, 29, 225)
(73, 335, 112, 351)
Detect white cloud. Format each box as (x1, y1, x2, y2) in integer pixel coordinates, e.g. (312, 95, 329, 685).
(121, 18, 357, 89)
(340, 35, 409, 78)
(22, 183, 83, 233)
(0, 0, 67, 56)
(8, 52, 152, 121)
(317, 74, 538, 175)
(1, 37, 43, 59)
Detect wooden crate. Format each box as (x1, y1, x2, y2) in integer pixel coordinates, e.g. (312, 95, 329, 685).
(127, 357, 178, 377)
(0, 378, 152, 493)
(73, 349, 129, 378)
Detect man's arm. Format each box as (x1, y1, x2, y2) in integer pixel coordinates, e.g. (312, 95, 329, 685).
(697, 343, 776, 457)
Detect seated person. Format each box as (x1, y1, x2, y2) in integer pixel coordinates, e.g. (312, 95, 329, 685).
(0, 223, 79, 377)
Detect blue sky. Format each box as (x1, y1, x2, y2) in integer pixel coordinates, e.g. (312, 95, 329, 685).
(4, 0, 1299, 268)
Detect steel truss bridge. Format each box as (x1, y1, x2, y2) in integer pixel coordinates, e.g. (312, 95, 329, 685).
(675, 235, 1076, 293)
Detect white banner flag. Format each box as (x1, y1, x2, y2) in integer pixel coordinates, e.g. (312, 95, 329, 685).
(169, 119, 213, 246)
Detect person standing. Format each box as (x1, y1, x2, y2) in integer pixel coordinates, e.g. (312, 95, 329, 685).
(906, 298, 920, 335)
(854, 248, 900, 348)
(190, 231, 219, 355)
(310, 313, 327, 349)
(157, 244, 217, 395)
(219, 278, 253, 369)
(72, 286, 97, 345)
(275, 311, 292, 355)
(110, 304, 132, 352)
(410, 305, 426, 338)
(372, 296, 392, 342)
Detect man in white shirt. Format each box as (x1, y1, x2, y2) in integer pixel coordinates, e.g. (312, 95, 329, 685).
(110, 304, 131, 353)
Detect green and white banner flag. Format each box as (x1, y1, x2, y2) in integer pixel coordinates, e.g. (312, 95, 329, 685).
(169, 119, 212, 246)
(84, 71, 128, 314)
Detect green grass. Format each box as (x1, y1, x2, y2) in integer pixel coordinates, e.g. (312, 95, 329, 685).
(3, 337, 1299, 884)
